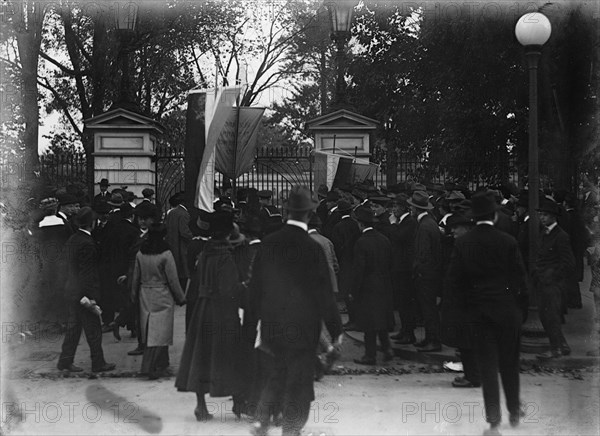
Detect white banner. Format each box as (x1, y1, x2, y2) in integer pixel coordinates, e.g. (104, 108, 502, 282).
(194, 86, 243, 211)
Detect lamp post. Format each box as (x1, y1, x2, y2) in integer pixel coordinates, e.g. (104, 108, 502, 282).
(515, 12, 552, 347)
(326, 0, 357, 110)
(113, 2, 138, 111)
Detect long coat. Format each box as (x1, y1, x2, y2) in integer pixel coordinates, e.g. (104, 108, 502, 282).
(132, 249, 185, 347)
(387, 214, 417, 306)
(444, 224, 528, 347)
(331, 216, 360, 295)
(413, 213, 442, 288)
(249, 224, 342, 351)
(165, 205, 193, 279)
(175, 240, 243, 396)
(351, 228, 395, 331)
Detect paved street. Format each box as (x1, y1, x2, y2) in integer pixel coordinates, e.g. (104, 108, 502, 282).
(2, 370, 598, 436)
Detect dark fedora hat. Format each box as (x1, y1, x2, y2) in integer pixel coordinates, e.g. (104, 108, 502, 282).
(407, 191, 434, 210)
(537, 199, 560, 216)
(368, 196, 391, 206)
(107, 193, 124, 207)
(447, 213, 473, 228)
(74, 206, 96, 228)
(353, 205, 375, 223)
(336, 199, 353, 213)
(134, 202, 159, 219)
(471, 191, 498, 217)
(98, 178, 110, 186)
(284, 186, 318, 212)
(258, 190, 273, 199)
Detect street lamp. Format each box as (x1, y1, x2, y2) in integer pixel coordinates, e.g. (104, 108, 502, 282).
(515, 11, 551, 348)
(113, 2, 139, 111)
(326, 0, 358, 110)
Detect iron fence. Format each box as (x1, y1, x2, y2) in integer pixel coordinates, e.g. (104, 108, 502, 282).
(39, 153, 87, 188)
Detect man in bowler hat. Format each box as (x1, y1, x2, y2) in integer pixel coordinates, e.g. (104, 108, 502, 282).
(93, 179, 111, 212)
(351, 205, 395, 365)
(249, 186, 342, 436)
(534, 199, 575, 359)
(445, 192, 528, 433)
(408, 190, 442, 352)
(57, 207, 116, 373)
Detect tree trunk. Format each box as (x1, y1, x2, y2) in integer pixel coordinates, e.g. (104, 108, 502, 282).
(15, 1, 47, 177)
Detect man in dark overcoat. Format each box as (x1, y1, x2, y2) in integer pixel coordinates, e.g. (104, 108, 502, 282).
(165, 193, 193, 289)
(249, 186, 342, 436)
(351, 205, 395, 365)
(57, 207, 116, 373)
(388, 194, 418, 344)
(445, 192, 528, 432)
(408, 190, 442, 352)
(562, 192, 589, 309)
(92, 179, 111, 212)
(330, 200, 360, 330)
(258, 190, 283, 236)
(534, 199, 576, 359)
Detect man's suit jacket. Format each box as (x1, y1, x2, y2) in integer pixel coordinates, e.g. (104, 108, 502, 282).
(63, 230, 101, 303)
(165, 205, 193, 279)
(249, 224, 342, 350)
(413, 214, 442, 280)
(93, 191, 111, 212)
(445, 224, 528, 318)
(351, 228, 395, 331)
(331, 216, 360, 294)
(309, 229, 339, 294)
(534, 224, 575, 286)
(388, 214, 417, 275)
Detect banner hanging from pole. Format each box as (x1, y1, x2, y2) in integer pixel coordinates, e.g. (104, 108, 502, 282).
(194, 86, 242, 211)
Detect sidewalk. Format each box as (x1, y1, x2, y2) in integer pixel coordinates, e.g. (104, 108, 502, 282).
(2, 271, 598, 380)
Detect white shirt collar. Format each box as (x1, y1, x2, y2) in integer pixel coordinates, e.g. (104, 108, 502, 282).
(501, 198, 509, 205)
(249, 239, 261, 245)
(79, 228, 91, 236)
(546, 222, 558, 232)
(362, 227, 373, 233)
(524, 215, 530, 222)
(179, 204, 188, 212)
(308, 229, 318, 234)
(440, 213, 452, 225)
(417, 211, 428, 222)
(341, 214, 351, 219)
(398, 212, 410, 223)
(476, 220, 494, 226)
(57, 211, 68, 220)
(287, 220, 308, 232)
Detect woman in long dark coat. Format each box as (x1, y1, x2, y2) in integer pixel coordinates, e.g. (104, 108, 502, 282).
(131, 223, 186, 380)
(175, 211, 245, 421)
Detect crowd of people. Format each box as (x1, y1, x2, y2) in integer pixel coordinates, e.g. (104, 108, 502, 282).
(25, 176, 600, 436)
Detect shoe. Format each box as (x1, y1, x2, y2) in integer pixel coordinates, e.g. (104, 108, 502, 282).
(483, 425, 501, 436)
(417, 343, 442, 353)
(324, 348, 341, 371)
(128, 346, 145, 356)
(57, 363, 83, 372)
(413, 339, 429, 348)
(232, 400, 247, 419)
(113, 324, 121, 341)
(354, 356, 376, 365)
(536, 350, 562, 359)
(250, 422, 268, 436)
(394, 333, 417, 345)
(561, 344, 571, 356)
(452, 378, 480, 388)
(454, 375, 466, 383)
(92, 362, 116, 373)
(194, 408, 213, 422)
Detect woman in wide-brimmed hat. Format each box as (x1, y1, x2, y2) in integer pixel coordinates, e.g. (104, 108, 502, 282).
(175, 210, 247, 421)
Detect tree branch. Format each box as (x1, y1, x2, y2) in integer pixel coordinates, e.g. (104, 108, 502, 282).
(38, 77, 82, 136)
